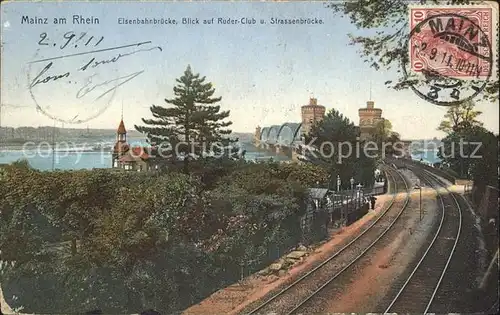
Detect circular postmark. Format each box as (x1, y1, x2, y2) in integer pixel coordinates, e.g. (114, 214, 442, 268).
(26, 32, 159, 124)
(405, 11, 493, 106)
(27, 48, 121, 124)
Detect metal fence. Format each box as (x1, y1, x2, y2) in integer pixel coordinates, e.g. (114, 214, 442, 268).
(326, 190, 370, 227)
(336, 185, 385, 197)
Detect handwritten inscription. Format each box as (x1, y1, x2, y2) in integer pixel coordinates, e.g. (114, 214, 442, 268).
(27, 30, 162, 123)
(30, 62, 70, 88)
(76, 70, 145, 100)
(29, 41, 160, 100)
(79, 46, 162, 71)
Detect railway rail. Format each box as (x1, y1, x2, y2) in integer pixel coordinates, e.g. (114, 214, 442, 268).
(381, 167, 463, 314)
(244, 166, 411, 315)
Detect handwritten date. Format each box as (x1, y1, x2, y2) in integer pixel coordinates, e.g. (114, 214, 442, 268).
(38, 31, 104, 49)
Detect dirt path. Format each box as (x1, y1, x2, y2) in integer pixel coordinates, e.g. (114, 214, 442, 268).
(183, 194, 395, 315)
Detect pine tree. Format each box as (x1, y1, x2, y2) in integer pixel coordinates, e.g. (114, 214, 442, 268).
(135, 65, 236, 172)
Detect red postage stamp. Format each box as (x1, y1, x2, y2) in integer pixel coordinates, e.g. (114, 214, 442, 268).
(409, 5, 497, 80)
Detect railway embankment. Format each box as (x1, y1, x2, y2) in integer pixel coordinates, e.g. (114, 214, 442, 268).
(420, 169, 493, 312)
(319, 168, 439, 313)
(183, 193, 395, 315)
(184, 168, 405, 315)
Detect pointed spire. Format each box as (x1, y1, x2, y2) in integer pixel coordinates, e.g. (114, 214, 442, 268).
(117, 119, 126, 134)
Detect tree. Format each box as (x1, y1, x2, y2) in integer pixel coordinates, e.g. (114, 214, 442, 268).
(135, 65, 236, 173)
(385, 131, 402, 156)
(436, 100, 486, 179)
(329, 0, 499, 101)
(437, 100, 484, 134)
(377, 119, 393, 139)
(304, 109, 376, 189)
(0, 161, 327, 314)
(372, 119, 391, 148)
(438, 126, 497, 182)
(371, 119, 402, 156)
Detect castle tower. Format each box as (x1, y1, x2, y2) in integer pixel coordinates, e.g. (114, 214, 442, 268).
(301, 97, 326, 136)
(358, 100, 383, 141)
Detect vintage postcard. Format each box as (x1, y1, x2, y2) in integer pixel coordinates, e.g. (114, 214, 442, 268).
(0, 1, 498, 314)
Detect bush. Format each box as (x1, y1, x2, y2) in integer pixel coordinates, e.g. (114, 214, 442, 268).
(0, 161, 321, 313)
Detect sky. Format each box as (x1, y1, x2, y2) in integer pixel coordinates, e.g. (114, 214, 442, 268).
(1, 0, 498, 140)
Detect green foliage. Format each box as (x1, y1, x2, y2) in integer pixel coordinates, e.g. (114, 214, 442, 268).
(9, 158, 32, 169)
(305, 108, 376, 189)
(438, 126, 498, 183)
(329, 0, 498, 101)
(0, 160, 320, 314)
(371, 118, 402, 156)
(436, 100, 496, 188)
(437, 100, 484, 134)
(373, 119, 393, 143)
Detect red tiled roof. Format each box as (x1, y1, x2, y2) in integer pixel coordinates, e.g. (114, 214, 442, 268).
(117, 146, 149, 161)
(131, 146, 149, 160)
(117, 119, 126, 134)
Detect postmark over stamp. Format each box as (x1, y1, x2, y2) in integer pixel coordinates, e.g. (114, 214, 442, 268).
(406, 3, 498, 106)
(410, 6, 495, 80)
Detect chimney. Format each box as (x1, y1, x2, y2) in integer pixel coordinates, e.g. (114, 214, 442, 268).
(367, 101, 375, 109)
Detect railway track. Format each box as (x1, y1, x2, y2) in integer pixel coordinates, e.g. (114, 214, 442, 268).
(244, 166, 410, 315)
(381, 167, 463, 314)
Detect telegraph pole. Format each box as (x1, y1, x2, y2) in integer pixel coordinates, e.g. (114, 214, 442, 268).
(416, 179, 423, 221)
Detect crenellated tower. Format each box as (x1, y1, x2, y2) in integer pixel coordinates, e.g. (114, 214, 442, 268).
(301, 97, 326, 136)
(358, 100, 383, 141)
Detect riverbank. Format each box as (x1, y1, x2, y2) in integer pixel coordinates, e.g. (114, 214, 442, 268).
(0, 144, 289, 171)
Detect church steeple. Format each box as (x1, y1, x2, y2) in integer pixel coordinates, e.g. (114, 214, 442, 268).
(117, 119, 127, 142)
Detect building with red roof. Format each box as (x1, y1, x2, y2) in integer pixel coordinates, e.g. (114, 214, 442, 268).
(111, 119, 153, 171)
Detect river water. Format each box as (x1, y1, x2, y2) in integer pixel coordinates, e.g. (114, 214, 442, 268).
(0, 142, 440, 171)
(0, 143, 289, 170)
